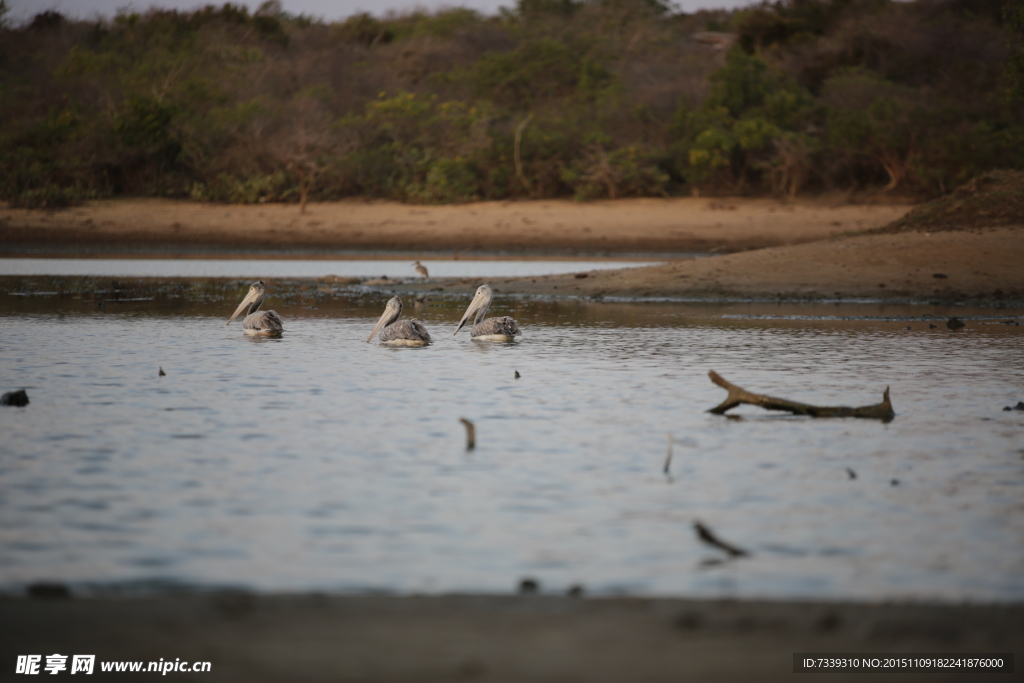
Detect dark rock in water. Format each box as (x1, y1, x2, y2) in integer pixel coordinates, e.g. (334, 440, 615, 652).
(27, 582, 71, 599)
(159, 367, 166, 377)
(932, 273, 948, 279)
(514, 370, 521, 379)
(518, 577, 540, 594)
(928, 323, 937, 329)
(0, 389, 29, 406)
(946, 317, 965, 330)
(890, 479, 900, 486)
(1004, 401, 1024, 412)
(566, 584, 584, 598)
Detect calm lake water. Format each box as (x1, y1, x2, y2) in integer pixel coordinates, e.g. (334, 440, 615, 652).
(1, 275, 1022, 602)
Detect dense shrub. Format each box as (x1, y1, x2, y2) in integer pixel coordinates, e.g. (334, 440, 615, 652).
(0, 0, 1020, 206)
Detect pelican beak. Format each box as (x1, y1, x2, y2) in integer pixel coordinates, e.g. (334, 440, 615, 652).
(454, 290, 485, 336)
(227, 288, 259, 326)
(367, 306, 392, 343)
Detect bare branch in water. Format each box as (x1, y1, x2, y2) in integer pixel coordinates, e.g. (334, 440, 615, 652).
(459, 418, 475, 451)
(706, 371, 894, 421)
(694, 520, 749, 558)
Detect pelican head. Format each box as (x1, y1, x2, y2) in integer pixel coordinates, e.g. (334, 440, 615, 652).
(454, 284, 493, 336)
(227, 280, 267, 326)
(367, 296, 403, 343)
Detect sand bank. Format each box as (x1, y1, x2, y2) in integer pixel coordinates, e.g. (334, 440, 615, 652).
(0, 196, 909, 255)
(2, 196, 1021, 304)
(405, 226, 1024, 303)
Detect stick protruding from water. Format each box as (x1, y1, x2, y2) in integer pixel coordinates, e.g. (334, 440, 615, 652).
(664, 433, 673, 475)
(459, 418, 475, 451)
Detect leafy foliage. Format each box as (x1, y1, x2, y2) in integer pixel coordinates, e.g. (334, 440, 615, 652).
(0, 0, 1020, 207)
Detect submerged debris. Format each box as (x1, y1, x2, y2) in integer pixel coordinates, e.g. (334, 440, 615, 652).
(518, 577, 539, 594)
(159, 367, 166, 377)
(693, 521, 749, 558)
(1003, 401, 1024, 412)
(946, 317, 965, 330)
(706, 371, 894, 420)
(0, 389, 29, 407)
(664, 434, 673, 476)
(459, 418, 475, 451)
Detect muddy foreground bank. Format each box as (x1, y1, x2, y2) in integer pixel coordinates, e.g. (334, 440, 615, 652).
(3, 594, 1020, 682)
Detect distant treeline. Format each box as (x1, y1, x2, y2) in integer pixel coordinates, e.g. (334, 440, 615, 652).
(1, 0, 1022, 207)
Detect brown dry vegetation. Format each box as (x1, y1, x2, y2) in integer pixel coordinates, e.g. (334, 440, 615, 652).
(1, 0, 1022, 209)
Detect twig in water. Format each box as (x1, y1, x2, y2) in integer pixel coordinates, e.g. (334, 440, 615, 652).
(693, 520, 749, 558)
(159, 367, 166, 377)
(515, 370, 521, 379)
(663, 434, 673, 475)
(459, 418, 476, 451)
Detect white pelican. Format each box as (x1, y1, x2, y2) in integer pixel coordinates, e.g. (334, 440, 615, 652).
(367, 296, 431, 346)
(412, 261, 429, 278)
(226, 280, 283, 336)
(454, 284, 521, 341)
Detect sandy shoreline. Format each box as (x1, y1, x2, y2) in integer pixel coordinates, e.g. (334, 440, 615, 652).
(3, 196, 1023, 304)
(4, 593, 1020, 682)
(1, 196, 908, 256)
(396, 226, 1024, 304)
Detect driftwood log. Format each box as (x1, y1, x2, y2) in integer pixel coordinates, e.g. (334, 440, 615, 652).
(707, 371, 894, 420)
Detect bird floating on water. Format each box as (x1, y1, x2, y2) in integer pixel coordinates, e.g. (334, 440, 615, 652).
(454, 284, 521, 341)
(367, 296, 431, 346)
(226, 280, 283, 336)
(412, 261, 429, 279)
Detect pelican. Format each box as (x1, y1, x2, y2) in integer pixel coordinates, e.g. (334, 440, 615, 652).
(367, 296, 431, 346)
(454, 284, 521, 341)
(226, 280, 283, 336)
(412, 261, 429, 278)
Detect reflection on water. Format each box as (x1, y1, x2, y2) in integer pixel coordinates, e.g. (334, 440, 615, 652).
(1, 279, 1022, 601)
